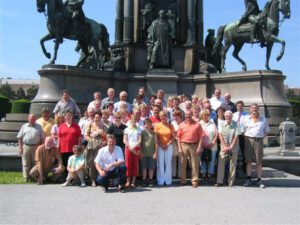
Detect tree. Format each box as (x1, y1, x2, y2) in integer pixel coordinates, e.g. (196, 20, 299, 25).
(16, 87, 26, 99)
(285, 88, 295, 99)
(0, 83, 15, 99)
(26, 86, 39, 100)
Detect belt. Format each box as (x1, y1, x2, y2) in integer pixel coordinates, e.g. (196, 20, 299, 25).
(245, 136, 263, 141)
(182, 142, 198, 145)
(24, 143, 39, 146)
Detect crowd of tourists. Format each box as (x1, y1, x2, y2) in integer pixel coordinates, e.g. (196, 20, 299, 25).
(17, 87, 270, 192)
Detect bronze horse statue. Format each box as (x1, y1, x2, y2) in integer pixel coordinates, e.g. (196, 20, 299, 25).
(213, 0, 291, 72)
(36, 0, 110, 70)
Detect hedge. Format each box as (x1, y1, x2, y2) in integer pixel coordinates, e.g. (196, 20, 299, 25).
(288, 98, 300, 118)
(0, 95, 10, 119)
(11, 99, 31, 113)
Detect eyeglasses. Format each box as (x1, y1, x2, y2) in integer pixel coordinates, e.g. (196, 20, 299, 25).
(204, 114, 210, 116)
(115, 117, 121, 119)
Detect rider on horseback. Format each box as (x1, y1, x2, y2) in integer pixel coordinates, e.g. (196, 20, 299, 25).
(64, 0, 90, 40)
(238, 0, 260, 43)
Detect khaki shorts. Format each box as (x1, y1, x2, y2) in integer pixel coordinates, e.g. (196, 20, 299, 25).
(244, 136, 264, 164)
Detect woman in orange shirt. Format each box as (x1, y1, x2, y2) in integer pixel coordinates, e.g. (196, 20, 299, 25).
(154, 111, 175, 186)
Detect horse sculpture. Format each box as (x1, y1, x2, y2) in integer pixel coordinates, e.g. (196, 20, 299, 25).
(36, 0, 110, 70)
(213, 0, 290, 72)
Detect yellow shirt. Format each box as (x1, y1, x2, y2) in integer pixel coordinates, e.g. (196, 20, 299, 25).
(36, 117, 55, 137)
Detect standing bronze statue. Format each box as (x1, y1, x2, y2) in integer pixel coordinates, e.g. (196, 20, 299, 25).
(147, 10, 172, 69)
(213, 0, 290, 72)
(36, 0, 110, 70)
(140, 0, 156, 42)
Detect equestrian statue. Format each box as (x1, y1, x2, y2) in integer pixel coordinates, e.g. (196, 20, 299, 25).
(36, 0, 110, 70)
(213, 0, 290, 72)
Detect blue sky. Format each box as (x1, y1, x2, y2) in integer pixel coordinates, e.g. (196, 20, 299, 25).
(0, 0, 299, 87)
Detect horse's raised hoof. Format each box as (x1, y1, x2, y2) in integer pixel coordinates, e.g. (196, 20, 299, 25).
(276, 55, 283, 62)
(45, 52, 51, 59)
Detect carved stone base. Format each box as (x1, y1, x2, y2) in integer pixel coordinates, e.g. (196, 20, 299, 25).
(31, 65, 291, 135)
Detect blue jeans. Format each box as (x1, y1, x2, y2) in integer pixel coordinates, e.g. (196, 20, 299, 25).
(96, 164, 126, 187)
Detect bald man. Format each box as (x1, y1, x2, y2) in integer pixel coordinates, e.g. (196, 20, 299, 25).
(30, 137, 64, 185)
(17, 114, 45, 181)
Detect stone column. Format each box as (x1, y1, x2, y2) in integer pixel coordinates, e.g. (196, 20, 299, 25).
(123, 0, 134, 43)
(115, 0, 124, 44)
(186, 0, 196, 44)
(197, 0, 203, 46)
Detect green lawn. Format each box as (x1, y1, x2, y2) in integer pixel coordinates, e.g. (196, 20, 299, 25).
(0, 172, 34, 184)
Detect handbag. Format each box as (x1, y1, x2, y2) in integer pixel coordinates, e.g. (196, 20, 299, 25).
(201, 148, 212, 163)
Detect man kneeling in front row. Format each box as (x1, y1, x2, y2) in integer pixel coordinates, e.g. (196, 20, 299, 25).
(94, 134, 126, 193)
(30, 137, 65, 184)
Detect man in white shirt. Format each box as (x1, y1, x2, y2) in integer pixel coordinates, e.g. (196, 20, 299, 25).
(241, 103, 270, 188)
(94, 134, 126, 192)
(210, 88, 224, 111)
(233, 100, 249, 173)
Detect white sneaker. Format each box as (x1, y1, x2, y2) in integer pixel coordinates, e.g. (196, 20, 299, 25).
(257, 180, 266, 188)
(81, 182, 86, 187)
(61, 182, 71, 187)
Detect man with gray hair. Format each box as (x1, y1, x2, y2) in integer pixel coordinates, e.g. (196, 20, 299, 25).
(17, 114, 45, 181)
(242, 103, 270, 188)
(215, 110, 240, 187)
(30, 137, 64, 184)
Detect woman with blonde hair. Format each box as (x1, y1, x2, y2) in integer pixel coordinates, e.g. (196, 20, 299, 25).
(51, 113, 65, 147)
(154, 111, 175, 186)
(199, 109, 218, 181)
(85, 112, 106, 187)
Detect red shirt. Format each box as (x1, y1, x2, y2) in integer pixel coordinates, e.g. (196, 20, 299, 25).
(58, 122, 81, 153)
(149, 116, 160, 126)
(177, 120, 203, 143)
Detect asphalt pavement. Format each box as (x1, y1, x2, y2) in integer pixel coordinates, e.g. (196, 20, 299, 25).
(1, 172, 300, 225)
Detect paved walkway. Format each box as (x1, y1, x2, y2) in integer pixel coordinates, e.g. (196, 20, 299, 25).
(1, 145, 300, 224)
(1, 170, 300, 225)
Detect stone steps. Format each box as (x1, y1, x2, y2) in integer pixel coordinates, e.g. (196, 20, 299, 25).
(0, 122, 23, 131)
(5, 113, 28, 122)
(0, 113, 28, 142)
(0, 131, 19, 142)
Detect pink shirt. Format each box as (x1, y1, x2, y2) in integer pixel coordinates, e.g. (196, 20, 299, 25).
(177, 120, 203, 143)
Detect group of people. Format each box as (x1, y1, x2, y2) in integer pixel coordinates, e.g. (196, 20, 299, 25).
(17, 87, 270, 193)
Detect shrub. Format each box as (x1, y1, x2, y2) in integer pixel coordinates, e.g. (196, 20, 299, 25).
(288, 98, 300, 118)
(11, 99, 31, 113)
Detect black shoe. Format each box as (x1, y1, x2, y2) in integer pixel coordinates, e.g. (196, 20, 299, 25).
(101, 186, 108, 192)
(141, 180, 148, 187)
(148, 180, 154, 188)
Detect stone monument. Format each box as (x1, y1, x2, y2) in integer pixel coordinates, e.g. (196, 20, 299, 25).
(30, 0, 292, 136)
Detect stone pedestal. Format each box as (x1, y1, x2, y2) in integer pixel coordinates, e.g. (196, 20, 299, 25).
(31, 65, 291, 136)
(145, 69, 179, 99)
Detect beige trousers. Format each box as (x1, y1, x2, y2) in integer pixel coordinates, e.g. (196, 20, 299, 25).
(180, 143, 199, 184)
(216, 150, 238, 186)
(22, 145, 38, 180)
